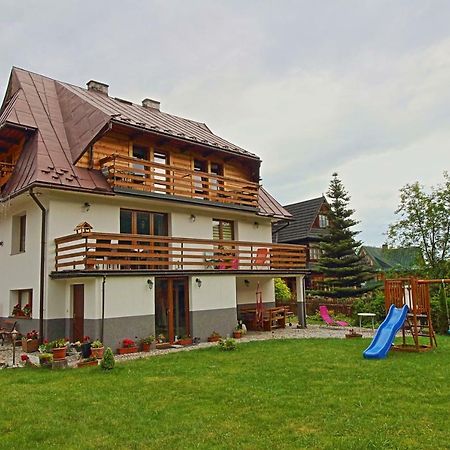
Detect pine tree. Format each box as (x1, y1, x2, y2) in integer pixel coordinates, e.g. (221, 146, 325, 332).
(100, 347, 115, 370)
(313, 173, 374, 298)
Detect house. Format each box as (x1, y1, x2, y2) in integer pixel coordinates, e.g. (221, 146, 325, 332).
(359, 245, 422, 278)
(273, 196, 329, 289)
(0, 67, 307, 348)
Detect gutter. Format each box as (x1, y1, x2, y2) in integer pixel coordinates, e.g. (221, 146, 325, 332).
(29, 188, 46, 343)
(101, 275, 106, 342)
(272, 219, 290, 242)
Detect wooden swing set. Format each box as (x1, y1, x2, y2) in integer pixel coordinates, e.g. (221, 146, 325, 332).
(384, 277, 449, 352)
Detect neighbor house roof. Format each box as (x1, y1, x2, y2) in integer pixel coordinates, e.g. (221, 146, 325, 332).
(275, 196, 327, 242)
(0, 67, 289, 218)
(360, 246, 422, 271)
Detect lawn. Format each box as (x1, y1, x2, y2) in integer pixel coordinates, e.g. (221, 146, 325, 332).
(1, 337, 449, 450)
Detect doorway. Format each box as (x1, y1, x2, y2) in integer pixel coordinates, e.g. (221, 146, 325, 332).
(155, 277, 189, 343)
(72, 284, 84, 342)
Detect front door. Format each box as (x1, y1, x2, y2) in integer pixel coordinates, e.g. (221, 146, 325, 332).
(155, 277, 189, 343)
(72, 284, 84, 342)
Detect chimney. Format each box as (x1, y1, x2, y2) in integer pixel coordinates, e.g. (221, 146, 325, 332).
(142, 98, 160, 111)
(86, 80, 109, 95)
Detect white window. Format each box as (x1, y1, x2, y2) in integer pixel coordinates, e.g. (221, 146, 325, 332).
(318, 214, 329, 228)
(309, 247, 322, 261)
(11, 214, 26, 254)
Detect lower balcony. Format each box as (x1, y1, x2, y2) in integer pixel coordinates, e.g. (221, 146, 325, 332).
(54, 232, 306, 273)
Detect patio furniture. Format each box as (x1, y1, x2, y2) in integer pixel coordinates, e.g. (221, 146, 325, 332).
(357, 312, 376, 331)
(218, 258, 239, 270)
(239, 306, 286, 331)
(319, 305, 349, 327)
(252, 248, 269, 269)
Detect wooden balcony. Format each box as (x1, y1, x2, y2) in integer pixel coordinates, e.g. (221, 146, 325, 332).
(0, 162, 14, 189)
(99, 154, 259, 209)
(54, 232, 306, 273)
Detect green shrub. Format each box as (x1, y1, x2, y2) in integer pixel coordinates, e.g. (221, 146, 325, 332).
(431, 287, 450, 335)
(100, 347, 115, 370)
(352, 290, 386, 326)
(274, 278, 291, 302)
(218, 338, 237, 351)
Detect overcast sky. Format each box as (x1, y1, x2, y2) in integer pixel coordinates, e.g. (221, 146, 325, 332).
(1, 1, 449, 245)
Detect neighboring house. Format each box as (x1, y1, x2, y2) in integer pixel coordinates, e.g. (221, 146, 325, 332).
(359, 245, 422, 278)
(273, 196, 329, 289)
(0, 67, 307, 348)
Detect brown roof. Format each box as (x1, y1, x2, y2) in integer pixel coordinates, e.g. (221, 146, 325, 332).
(0, 67, 290, 219)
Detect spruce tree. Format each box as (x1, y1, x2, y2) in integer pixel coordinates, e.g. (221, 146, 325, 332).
(313, 173, 374, 298)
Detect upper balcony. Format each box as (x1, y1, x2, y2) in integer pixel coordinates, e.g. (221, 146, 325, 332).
(99, 154, 260, 210)
(54, 231, 306, 274)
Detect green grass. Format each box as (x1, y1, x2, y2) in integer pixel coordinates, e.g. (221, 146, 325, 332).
(1, 338, 449, 450)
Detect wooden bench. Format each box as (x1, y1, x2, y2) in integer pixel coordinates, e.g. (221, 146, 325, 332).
(0, 319, 18, 346)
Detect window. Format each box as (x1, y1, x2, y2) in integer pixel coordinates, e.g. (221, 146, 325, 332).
(120, 209, 168, 236)
(153, 150, 168, 194)
(210, 163, 223, 192)
(10, 289, 33, 317)
(318, 214, 329, 228)
(132, 145, 149, 177)
(309, 246, 322, 261)
(213, 219, 234, 241)
(11, 214, 26, 254)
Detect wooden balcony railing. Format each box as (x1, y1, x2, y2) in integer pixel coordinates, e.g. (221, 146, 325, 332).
(99, 154, 259, 209)
(0, 162, 14, 188)
(54, 232, 306, 272)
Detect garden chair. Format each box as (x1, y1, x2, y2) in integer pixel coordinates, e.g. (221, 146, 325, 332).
(252, 247, 269, 269)
(319, 305, 349, 327)
(0, 319, 17, 346)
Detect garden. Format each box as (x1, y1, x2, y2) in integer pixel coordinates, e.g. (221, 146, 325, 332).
(0, 337, 449, 449)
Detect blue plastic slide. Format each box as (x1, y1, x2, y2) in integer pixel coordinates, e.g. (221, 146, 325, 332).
(363, 304, 409, 359)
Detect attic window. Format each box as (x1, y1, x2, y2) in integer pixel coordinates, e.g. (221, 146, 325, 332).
(318, 214, 329, 228)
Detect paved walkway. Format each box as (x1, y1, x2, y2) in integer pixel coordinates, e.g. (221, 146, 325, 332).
(0, 325, 375, 367)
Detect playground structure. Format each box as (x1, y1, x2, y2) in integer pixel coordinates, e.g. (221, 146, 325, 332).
(383, 277, 444, 352)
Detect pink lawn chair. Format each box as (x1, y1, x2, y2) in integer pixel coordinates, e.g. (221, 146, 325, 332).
(319, 305, 349, 327)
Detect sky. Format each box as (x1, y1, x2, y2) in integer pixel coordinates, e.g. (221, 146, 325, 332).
(1, 0, 449, 245)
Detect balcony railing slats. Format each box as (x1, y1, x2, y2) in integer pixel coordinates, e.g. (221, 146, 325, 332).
(100, 154, 259, 208)
(54, 232, 306, 272)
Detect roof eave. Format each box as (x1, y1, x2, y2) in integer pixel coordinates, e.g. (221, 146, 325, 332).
(110, 119, 261, 162)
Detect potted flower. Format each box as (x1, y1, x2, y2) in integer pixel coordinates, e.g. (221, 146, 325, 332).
(77, 356, 98, 368)
(38, 352, 53, 368)
(155, 334, 171, 349)
(48, 338, 69, 360)
(22, 303, 32, 317)
(22, 330, 39, 353)
(117, 338, 138, 355)
(140, 335, 155, 352)
(90, 340, 104, 359)
(233, 321, 246, 339)
(175, 335, 193, 346)
(12, 303, 24, 317)
(207, 331, 222, 343)
(345, 329, 363, 339)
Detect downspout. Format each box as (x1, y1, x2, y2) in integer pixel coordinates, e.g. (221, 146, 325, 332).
(101, 275, 106, 342)
(29, 188, 46, 343)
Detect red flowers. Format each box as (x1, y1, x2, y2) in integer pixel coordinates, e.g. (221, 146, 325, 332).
(83, 336, 91, 343)
(26, 330, 39, 340)
(122, 338, 135, 348)
(21, 354, 29, 361)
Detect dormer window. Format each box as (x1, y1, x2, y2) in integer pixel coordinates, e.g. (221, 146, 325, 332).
(318, 214, 329, 228)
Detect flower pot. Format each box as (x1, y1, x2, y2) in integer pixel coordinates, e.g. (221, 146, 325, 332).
(77, 360, 98, 368)
(117, 346, 138, 355)
(141, 342, 152, 352)
(345, 333, 362, 339)
(39, 354, 53, 368)
(81, 342, 92, 358)
(155, 342, 172, 350)
(207, 336, 221, 343)
(91, 347, 104, 359)
(52, 347, 67, 360)
(233, 331, 242, 339)
(176, 338, 193, 346)
(22, 338, 39, 353)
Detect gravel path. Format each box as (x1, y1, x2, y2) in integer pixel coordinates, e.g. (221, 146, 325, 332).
(0, 325, 375, 367)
